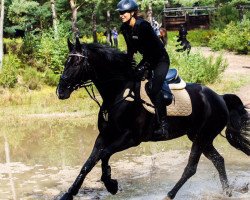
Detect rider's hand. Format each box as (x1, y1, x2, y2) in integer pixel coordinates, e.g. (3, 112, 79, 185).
(134, 64, 146, 81)
(130, 59, 137, 68)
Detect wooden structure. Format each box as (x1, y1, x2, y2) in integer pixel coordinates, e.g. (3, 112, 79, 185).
(162, 6, 216, 30)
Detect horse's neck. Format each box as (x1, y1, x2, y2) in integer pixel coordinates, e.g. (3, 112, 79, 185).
(94, 79, 130, 107)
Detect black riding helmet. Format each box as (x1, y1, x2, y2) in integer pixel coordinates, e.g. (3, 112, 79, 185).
(116, 0, 138, 12)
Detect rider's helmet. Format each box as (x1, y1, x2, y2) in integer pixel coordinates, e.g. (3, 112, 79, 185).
(116, 0, 138, 12)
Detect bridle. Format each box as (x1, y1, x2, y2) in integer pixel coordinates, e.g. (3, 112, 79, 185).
(58, 46, 137, 112)
(58, 50, 101, 107)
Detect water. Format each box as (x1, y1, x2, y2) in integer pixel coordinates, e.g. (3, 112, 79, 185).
(0, 115, 249, 200)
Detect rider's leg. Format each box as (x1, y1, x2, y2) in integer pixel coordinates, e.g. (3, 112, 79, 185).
(150, 56, 172, 138)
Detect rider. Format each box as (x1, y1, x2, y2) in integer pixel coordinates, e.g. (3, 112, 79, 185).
(117, 0, 172, 139)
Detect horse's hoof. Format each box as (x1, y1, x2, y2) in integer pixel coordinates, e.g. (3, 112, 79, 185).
(163, 196, 172, 200)
(104, 179, 118, 195)
(224, 187, 232, 197)
(60, 192, 73, 200)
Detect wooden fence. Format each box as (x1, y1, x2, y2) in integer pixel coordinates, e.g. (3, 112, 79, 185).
(162, 6, 216, 30)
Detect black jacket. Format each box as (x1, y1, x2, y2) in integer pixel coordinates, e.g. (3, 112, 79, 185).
(120, 18, 167, 66)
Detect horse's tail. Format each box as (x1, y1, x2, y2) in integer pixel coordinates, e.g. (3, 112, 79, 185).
(223, 94, 250, 156)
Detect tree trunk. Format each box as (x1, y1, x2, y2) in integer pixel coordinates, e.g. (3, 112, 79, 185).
(92, 12, 97, 43)
(50, 0, 58, 39)
(147, 3, 153, 25)
(69, 0, 79, 39)
(106, 10, 111, 46)
(0, 0, 4, 71)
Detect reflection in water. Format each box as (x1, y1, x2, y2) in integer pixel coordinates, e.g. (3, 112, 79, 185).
(4, 134, 17, 200)
(0, 115, 249, 200)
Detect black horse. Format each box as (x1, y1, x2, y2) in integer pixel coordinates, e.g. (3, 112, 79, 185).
(56, 38, 250, 200)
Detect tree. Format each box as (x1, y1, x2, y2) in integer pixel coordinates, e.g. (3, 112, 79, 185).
(7, 0, 40, 32)
(0, 0, 4, 71)
(68, 0, 82, 37)
(51, 0, 58, 38)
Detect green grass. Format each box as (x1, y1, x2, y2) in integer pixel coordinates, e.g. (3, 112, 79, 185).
(0, 85, 100, 117)
(208, 74, 250, 94)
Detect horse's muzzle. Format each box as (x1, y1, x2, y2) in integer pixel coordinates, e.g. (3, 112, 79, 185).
(56, 85, 71, 100)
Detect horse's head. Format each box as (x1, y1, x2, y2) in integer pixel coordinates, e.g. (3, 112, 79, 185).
(57, 38, 91, 99)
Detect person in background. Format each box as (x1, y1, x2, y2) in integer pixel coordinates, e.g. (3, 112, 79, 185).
(111, 27, 119, 48)
(176, 23, 191, 54)
(152, 18, 161, 38)
(117, 0, 173, 139)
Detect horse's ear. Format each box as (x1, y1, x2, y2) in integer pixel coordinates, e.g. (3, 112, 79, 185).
(67, 38, 74, 51)
(75, 37, 82, 52)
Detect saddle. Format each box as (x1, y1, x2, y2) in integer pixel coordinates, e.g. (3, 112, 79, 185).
(124, 69, 192, 116)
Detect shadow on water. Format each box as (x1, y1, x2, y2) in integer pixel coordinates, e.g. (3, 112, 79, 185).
(0, 115, 249, 200)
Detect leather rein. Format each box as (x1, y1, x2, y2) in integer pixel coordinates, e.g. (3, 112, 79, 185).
(65, 51, 133, 110)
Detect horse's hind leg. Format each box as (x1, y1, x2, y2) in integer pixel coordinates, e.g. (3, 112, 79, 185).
(165, 142, 203, 199)
(60, 134, 105, 200)
(203, 144, 231, 196)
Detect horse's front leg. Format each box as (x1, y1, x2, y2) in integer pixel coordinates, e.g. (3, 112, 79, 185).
(60, 134, 105, 200)
(101, 156, 118, 195)
(101, 131, 139, 195)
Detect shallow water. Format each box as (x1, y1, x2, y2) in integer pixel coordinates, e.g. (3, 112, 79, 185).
(0, 116, 249, 200)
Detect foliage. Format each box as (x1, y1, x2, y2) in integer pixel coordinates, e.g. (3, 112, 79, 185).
(170, 0, 215, 6)
(230, 0, 250, 6)
(168, 45, 227, 84)
(185, 29, 216, 47)
(209, 17, 250, 54)
(20, 67, 43, 90)
(210, 4, 239, 29)
(1, 0, 249, 90)
(0, 53, 22, 88)
(35, 24, 70, 74)
(3, 38, 23, 55)
(7, 0, 40, 31)
(44, 69, 61, 86)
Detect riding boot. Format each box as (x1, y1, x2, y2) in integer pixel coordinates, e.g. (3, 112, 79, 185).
(154, 94, 170, 139)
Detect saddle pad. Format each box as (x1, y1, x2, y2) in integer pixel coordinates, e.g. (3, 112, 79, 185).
(140, 81, 192, 116)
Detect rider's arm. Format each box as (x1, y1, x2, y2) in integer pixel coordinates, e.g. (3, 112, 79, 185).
(120, 24, 136, 60)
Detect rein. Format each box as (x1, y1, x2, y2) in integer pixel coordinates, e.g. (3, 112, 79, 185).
(67, 52, 133, 110)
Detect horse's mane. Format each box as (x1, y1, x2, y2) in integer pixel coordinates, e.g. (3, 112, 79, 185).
(85, 43, 134, 80)
(86, 43, 128, 62)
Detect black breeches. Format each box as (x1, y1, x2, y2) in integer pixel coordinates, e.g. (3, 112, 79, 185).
(149, 56, 169, 105)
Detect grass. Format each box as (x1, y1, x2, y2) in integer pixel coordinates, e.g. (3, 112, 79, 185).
(208, 74, 250, 94)
(0, 85, 100, 117)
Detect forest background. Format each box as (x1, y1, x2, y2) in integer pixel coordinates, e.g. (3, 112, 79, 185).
(0, 0, 249, 105)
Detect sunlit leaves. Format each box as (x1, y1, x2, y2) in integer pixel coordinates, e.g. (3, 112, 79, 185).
(7, 0, 39, 30)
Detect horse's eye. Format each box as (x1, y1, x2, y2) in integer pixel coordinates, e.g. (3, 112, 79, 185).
(67, 57, 72, 63)
(61, 74, 68, 80)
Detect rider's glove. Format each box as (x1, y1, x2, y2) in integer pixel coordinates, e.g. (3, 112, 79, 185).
(134, 64, 147, 81)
